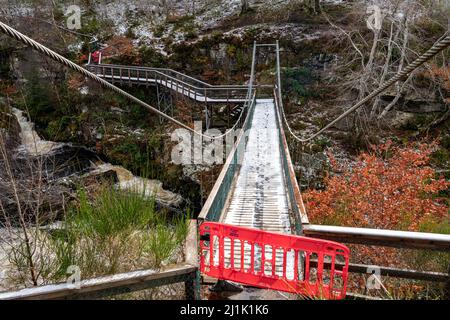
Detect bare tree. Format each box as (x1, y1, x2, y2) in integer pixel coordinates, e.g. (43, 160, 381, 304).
(322, 0, 447, 128)
(240, 0, 250, 15)
(306, 0, 321, 14)
(0, 97, 67, 289)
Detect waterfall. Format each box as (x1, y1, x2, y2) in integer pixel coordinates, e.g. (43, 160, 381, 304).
(11, 108, 183, 207)
(11, 108, 60, 156)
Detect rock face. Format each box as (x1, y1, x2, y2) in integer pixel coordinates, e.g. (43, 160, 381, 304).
(0, 175, 72, 223)
(93, 163, 184, 207)
(379, 95, 447, 113)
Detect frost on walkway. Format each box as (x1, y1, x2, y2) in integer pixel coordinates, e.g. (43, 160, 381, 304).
(223, 100, 291, 234)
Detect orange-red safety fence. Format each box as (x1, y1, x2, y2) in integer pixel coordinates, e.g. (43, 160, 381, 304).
(200, 222, 350, 299)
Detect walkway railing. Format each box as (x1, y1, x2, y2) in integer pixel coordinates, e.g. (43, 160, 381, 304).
(198, 42, 258, 222)
(273, 88, 309, 234)
(198, 94, 257, 222)
(0, 264, 198, 300)
(0, 221, 201, 300)
(86, 63, 271, 103)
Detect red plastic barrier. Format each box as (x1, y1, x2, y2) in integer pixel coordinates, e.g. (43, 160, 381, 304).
(200, 222, 350, 300)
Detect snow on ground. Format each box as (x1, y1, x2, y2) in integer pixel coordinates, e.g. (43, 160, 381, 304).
(194, 0, 242, 30)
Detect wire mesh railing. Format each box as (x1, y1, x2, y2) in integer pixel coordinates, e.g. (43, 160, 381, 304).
(273, 88, 309, 232)
(198, 93, 257, 222)
(198, 42, 258, 222)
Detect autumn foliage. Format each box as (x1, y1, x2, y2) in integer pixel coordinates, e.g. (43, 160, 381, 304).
(102, 36, 139, 65)
(304, 142, 449, 284)
(304, 141, 449, 231)
(424, 64, 450, 91)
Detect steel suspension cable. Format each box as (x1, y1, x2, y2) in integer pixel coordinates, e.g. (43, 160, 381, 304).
(276, 33, 450, 143)
(0, 20, 256, 140)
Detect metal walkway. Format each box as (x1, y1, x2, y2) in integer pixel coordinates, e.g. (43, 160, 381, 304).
(218, 98, 294, 281)
(223, 99, 291, 233)
(86, 63, 251, 103)
(87, 44, 306, 234)
(197, 42, 307, 235)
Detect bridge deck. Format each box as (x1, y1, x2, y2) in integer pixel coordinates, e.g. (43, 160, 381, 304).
(222, 99, 290, 233)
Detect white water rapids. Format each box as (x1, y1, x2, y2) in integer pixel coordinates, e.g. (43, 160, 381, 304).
(11, 108, 182, 207)
(12, 108, 60, 155)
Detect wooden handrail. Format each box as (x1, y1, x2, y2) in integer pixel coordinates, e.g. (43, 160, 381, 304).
(0, 264, 197, 300)
(303, 224, 450, 250)
(309, 259, 449, 282)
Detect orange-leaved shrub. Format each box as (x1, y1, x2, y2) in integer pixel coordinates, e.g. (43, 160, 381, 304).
(305, 142, 449, 290)
(304, 141, 449, 231)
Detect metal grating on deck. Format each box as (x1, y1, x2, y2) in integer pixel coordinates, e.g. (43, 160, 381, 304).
(223, 99, 291, 234)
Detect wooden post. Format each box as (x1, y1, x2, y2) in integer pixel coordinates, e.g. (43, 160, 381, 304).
(185, 220, 200, 300)
(209, 105, 213, 128)
(445, 266, 450, 299)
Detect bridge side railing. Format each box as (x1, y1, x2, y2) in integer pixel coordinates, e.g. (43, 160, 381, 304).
(87, 54, 237, 89)
(197, 93, 257, 222)
(86, 63, 273, 103)
(198, 42, 258, 222)
(87, 63, 249, 89)
(272, 41, 309, 234)
(86, 63, 247, 102)
(86, 64, 247, 101)
(0, 220, 201, 300)
(273, 41, 450, 293)
(273, 88, 309, 235)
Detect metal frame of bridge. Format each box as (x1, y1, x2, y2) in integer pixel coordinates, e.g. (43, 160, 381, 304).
(86, 61, 273, 127)
(198, 42, 308, 236)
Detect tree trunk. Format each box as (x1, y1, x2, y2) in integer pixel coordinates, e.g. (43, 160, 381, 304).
(307, 0, 321, 14)
(241, 0, 250, 15)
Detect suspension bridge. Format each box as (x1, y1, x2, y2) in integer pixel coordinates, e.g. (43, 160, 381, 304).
(85, 42, 308, 235)
(0, 20, 449, 300)
(83, 41, 308, 237)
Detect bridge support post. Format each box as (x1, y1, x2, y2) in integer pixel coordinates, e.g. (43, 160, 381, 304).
(445, 266, 450, 299)
(209, 105, 214, 128)
(184, 220, 200, 300)
(184, 271, 201, 300)
(156, 82, 174, 124)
